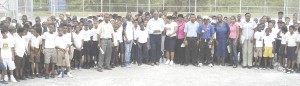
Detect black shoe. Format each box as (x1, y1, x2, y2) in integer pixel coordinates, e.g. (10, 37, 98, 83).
(184, 64, 189, 66)
(45, 74, 49, 79)
(233, 65, 237, 68)
(242, 66, 247, 68)
(104, 67, 112, 70)
(31, 75, 35, 79)
(38, 74, 43, 78)
(20, 76, 27, 80)
(28, 75, 34, 79)
(248, 66, 252, 69)
(111, 64, 115, 68)
(138, 63, 142, 66)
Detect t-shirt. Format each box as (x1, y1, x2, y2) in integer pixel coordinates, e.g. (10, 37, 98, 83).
(165, 22, 178, 37)
(55, 35, 68, 49)
(125, 21, 134, 41)
(31, 36, 42, 48)
(23, 32, 32, 51)
(64, 33, 72, 45)
(137, 29, 149, 43)
(81, 30, 91, 41)
(117, 26, 123, 43)
(112, 31, 119, 46)
(42, 32, 57, 48)
(254, 31, 264, 47)
(72, 32, 83, 49)
(90, 28, 99, 41)
(133, 26, 140, 40)
(286, 32, 298, 47)
(229, 22, 240, 39)
(280, 32, 287, 44)
(0, 38, 14, 58)
(263, 34, 275, 47)
(14, 34, 26, 57)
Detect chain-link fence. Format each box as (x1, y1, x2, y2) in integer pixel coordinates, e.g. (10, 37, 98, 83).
(1, 0, 300, 21)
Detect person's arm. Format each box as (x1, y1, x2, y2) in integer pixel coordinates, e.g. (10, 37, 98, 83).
(11, 47, 14, 61)
(235, 24, 240, 45)
(97, 24, 102, 48)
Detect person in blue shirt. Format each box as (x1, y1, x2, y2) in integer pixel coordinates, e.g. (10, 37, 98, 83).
(197, 16, 215, 67)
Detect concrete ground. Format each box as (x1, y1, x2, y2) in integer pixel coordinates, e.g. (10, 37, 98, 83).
(6, 64, 300, 86)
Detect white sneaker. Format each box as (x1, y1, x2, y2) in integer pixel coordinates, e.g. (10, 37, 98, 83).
(165, 60, 170, 65)
(209, 63, 213, 67)
(67, 72, 74, 78)
(169, 61, 174, 65)
(4, 75, 8, 82)
(10, 75, 17, 83)
(57, 72, 62, 78)
(198, 63, 203, 67)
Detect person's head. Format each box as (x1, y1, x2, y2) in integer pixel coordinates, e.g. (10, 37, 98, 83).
(163, 9, 168, 16)
(289, 25, 295, 33)
(93, 21, 99, 28)
(253, 18, 258, 24)
(237, 14, 241, 21)
(177, 14, 184, 22)
(245, 13, 251, 22)
(202, 16, 210, 24)
(126, 12, 132, 21)
(217, 14, 223, 22)
(230, 16, 236, 24)
(59, 14, 64, 20)
(278, 11, 284, 19)
(144, 20, 148, 27)
(21, 15, 27, 23)
(293, 13, 298, 19)
(6, 17, 11, 23)
(268, 21, 274, 28)
(1, 28, 8, 38)
(83, 22, 89, 30)
(35, 16, 41, 23)
(257, 23, 264, 32)
(281, 25, 288, 34)
(285, 17, 290, 25)
(75, 25, 81, 33)
(265, 27, 271, 36)
(262, 16, 268, 23)
(153, 10, 159, 20)
(277, 21, 284, 29)
(104, 13, 110, 23)
(166, 16, 173, 24)
(190, 14, 196, 23)
(57, 27, 64, 36)
(8, 25, 16, 34)
(48, 24, 55, 33)
(17, 27, 25, 36)
(133, 19, 139, 27)
(31, 27, 39, 37)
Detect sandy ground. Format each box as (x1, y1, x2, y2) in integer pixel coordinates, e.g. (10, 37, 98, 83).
(4, 63, 300, 86)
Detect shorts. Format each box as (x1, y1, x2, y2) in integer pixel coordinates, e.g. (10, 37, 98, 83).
(263, 47, 273, 58)
(91, 41, 99, 56)
(278, 45, 286, 58)
(164, 37, 176, 52)
(44, 48, 57, 64)
(2, 58, 16, 70)
(73, 49, 83, 61)
(15, 55, 25, 69)
(30, 49, 40, 63)
(0, 63, 5, 70)
(118, 42, 125, 54)
(287, 46, 297, 61)
(254, 47, 262, 58)
(57, 49, 70, 67)
(83, 41, 91, 55)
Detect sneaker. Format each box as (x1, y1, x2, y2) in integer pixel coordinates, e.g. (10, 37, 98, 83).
(165, 60, 170, 65)
(57, 72, 62, 78)
(0, 80, 8, 84)
(197, 63, 203, 67)
(10, 76, 17, 83)
(4, 75, 8, 82)
(169, 61, 174, 65)
(67, 72, 74, 78)
(45, 74, 49, 79)
(209, 63, 213, 67)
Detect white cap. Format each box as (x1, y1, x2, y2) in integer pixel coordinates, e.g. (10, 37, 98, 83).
(99, 17, 103, 20)
(202, 16, 210, 20)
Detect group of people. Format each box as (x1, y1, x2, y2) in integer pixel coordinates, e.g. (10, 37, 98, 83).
(0, 9, 299, 84)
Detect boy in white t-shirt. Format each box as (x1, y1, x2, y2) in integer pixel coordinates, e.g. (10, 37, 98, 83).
(132, 20, 140, 64)
(263, 28, 275, 69)
(72, 25, 83, 70)
(0, 28, 17, 82)
(137, 24, 149, 66)
(286, 25, 298, 73)
(277, 26, 288, 69)
(13, 27, 26, 82)
(81, 22, 92, 69)
(29, 28, 42, 78)
(253, 24, 264, 69)
(62, 24, 73, 77)
(111, 23, 119, 68)
(42, 24, 57, 79)
(90, 21, 99, 68)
